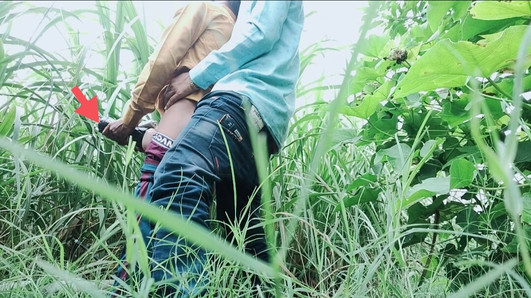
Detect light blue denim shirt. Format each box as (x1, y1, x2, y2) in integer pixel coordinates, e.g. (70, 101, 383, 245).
(189, 1, 304, 148)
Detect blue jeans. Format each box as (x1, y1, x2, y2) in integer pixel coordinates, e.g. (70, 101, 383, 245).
(149, 92, 270, 295)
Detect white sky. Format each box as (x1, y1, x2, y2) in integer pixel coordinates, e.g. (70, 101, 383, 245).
(2, 1, 368, 106)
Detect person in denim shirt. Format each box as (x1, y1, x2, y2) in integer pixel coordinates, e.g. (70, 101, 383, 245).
(149, 1, 304, 295)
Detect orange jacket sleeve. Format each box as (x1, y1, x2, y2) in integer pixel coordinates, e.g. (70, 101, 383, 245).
(122, 2, 209, 126)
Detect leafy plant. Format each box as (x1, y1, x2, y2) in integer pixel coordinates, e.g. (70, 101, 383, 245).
(1, 0, 530, 297)
(339, 0, 531, 293)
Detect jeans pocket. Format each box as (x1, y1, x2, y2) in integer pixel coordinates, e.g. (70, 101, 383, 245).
(208, 112, 249, 178)
(218, 113, 243, 143)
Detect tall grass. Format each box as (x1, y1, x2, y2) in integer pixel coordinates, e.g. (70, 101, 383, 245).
(0, 1, 529, 297)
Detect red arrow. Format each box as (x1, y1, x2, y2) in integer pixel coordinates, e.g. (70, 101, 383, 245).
(71, 86, 99, 123)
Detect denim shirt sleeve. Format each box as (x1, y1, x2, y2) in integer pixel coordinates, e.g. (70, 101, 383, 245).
(189, 1, 291, 89)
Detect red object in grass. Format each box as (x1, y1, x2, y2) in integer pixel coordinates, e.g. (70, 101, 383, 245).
(71, 86, 99, 123)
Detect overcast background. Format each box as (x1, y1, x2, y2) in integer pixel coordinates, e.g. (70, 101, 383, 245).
(3, 1, 369, 106)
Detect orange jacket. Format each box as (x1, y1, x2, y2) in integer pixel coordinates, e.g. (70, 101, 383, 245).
(122, 2, 236, 126)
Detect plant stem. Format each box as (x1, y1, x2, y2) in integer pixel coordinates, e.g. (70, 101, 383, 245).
(487, 77, 513, 100)
(418, 208, 439, 287)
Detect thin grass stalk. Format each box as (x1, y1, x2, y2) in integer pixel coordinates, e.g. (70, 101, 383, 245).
(448, 259, 518, 298)
(246, 102, 280, 294)
(276, 0, 380, 273)
(0, 138, 274, 278)
(468, 25, 531, 279)
(504, 24, 531, 278)
(122, 1, 150, 70)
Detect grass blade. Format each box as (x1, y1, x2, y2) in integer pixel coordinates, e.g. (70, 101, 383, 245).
(0, 137, 274, 277)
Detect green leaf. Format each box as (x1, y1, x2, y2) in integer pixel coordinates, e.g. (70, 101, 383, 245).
(341, 81, 392, 119)
(375, 143, 412, 174)
(339, 188, 381, 210)
(359, 34, 390, 58)
(402, 177, 450, 208)
(484, 75, 531, 96)
(328, 128, 360, 146)
(523, 193, 531, 224)
(323, 129, 361, 154)
(0, 38, 4, 61)
(453, 1, 472, 20)
(395, 25, 531, 98)
(427, 1, 453, 32)
(350, 66, 385, 94)
(450, 158, 476, 189)
(484, 97, 506, 121)
(347, 174, 377, 191)
(361, 111, 398, 143)
(395, 39, 467, 98)
(0, 104, 16, 137)
(410, 22, 435, 42)
(443, 15, 515, 42)
(440, 97, 470, 128)
(0, 138, 274, 277)
(515, 141, 531, 164)
(470, 1, 531, 20)
(420, 140, 437, 158)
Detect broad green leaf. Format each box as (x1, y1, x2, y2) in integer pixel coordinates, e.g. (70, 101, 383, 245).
(443, 15, 515, 42)
(484, 97, 506, 121)
(402, 93, 422, 109)
(359, 34, 390, 58)
(324, 129, 361, 153)
(450, 158, 476, 189)
(402, 177, 451, 208)
(339, 188, 381, 210)
(395, 38, 467, 98)
(347, 174, 377, 191)
(515, 141, 531, 164)
(328, 128, 360, 146)
(440, 97, 470, 128)
(395, 25, 531, 98)
(407, 202, 429, 224)
(341, 81, 392, 119)
(427, 1, 453, 32)
(420, 140, 437, 158)
(487, 202, 508, 222)
(341, 94, 381, 119)
(350, 66, 384, 94)
(453, 1, 472, 20)
(484, 74, 531, 96)
(471, 1, 531, 20)
(410, 22, 434, 42)
(522, 193, 531, 224)
(375, 143, 412, 174)
(361, 112, 398, 143)
(0, 104, 15, 137)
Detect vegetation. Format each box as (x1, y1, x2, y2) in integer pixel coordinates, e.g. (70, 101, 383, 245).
(1, 1, 530, 296)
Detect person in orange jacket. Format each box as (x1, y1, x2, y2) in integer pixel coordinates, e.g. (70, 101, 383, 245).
(101, 0, 240, 289)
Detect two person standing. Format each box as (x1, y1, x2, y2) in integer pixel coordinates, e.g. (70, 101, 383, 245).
(104, 1, 304, 295)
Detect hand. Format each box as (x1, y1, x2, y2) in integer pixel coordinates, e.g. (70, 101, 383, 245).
(102, 119, 135, 145)
(163, 72, 199, 110)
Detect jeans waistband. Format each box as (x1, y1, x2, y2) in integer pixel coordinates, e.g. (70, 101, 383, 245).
(203, 91, 279, 154)
(203, 91, 265, 132)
